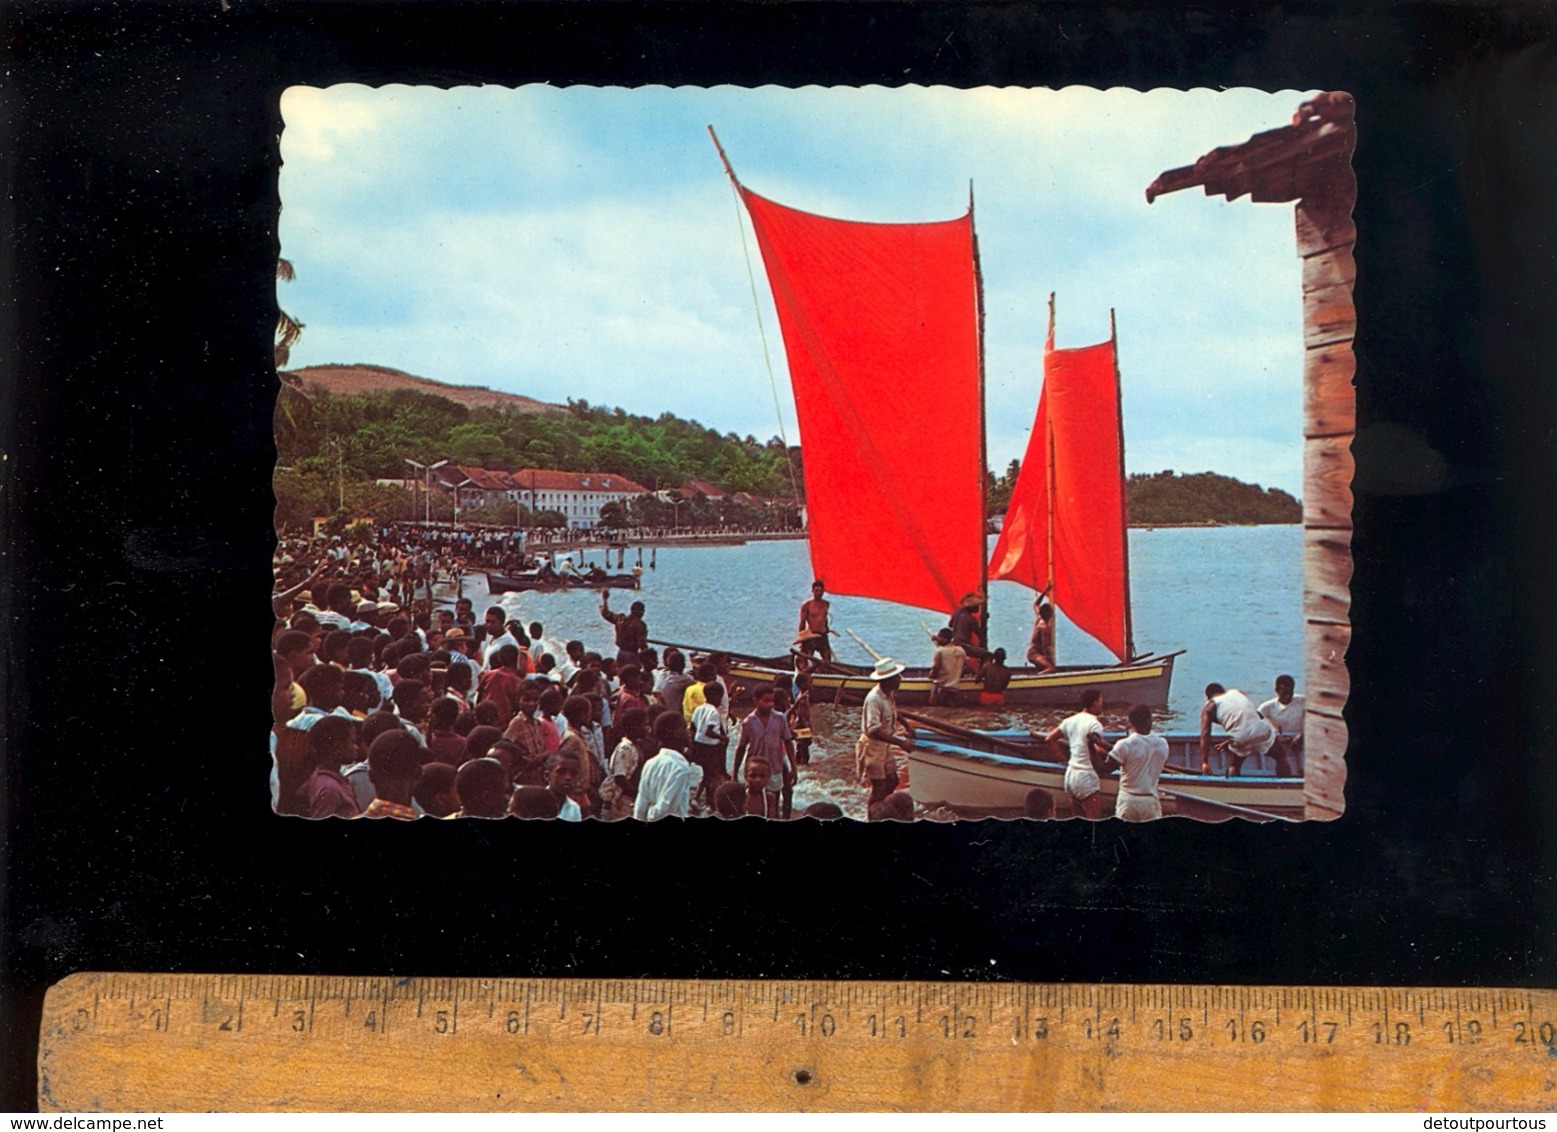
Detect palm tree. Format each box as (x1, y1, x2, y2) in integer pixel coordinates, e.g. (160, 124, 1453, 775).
(274, 258, 312, 451)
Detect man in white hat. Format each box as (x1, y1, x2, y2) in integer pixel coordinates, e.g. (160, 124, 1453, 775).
(856, 658, 915, 808)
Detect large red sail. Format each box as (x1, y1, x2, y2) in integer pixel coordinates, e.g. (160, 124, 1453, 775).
(989, 336, 1131, 662)
(739, 187, 984, 614)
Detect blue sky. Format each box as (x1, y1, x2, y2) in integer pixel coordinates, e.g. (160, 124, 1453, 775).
(279, 84, 1317, 494)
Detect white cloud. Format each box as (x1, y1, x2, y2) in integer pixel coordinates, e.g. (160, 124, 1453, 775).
(280, 84, 1320, 486)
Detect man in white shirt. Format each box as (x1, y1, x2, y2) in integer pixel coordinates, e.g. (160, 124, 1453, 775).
(1258, 674, 1304, 777)
(634, 713, 703, 821)
(928, 628, 967, 706)
(1199, 683, 1276, 776)
(856, 659, 914, 808)
(480, 606, 520, 669)
(1045, 687, 1109, 819)
(1108, 704, 1170, 822)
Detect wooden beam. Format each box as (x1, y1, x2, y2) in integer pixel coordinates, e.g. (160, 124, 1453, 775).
(1302, 280, 1357, 349)
(1295, 198, 1356, 257)
(1303, 433, 1355, 531)
(1303, 529, 1352, 626)
(1301, 245, 1356, 293)
(1303, 620, 1351, 720)
(1304, 342, 1357, 438)
(1303, 708, 1348, 820)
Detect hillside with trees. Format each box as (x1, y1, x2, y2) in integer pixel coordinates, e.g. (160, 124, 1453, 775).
(273, 381, 802, 528)
(1128, 470, 1301, 525)
(987, 463, 1300, 526)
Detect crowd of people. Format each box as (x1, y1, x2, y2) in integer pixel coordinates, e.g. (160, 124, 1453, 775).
(270, 555, 900, 821)
(272, 538, 1305, 824)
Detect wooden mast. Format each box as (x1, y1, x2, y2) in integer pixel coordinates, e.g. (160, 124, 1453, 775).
(1111, 307, 1136, 660)
(971, 182, 990, 644)
(1046, 291, 1058, 666)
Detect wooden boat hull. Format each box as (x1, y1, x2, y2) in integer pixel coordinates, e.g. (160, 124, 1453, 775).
(725, 651, 1177, 708)
(485, 571, 641, 594)
(905, 732, 1304, 821)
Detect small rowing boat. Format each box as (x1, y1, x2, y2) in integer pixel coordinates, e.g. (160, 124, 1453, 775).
(485, 570, 641, 594)
(903, 727, 1303, 822)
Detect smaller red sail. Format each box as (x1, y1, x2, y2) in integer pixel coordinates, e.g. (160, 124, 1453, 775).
(990, 336, 1131, 663)
(987, 386, 1050, 594)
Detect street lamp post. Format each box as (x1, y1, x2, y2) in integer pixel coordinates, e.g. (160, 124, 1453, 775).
(404, 458, 449, 527)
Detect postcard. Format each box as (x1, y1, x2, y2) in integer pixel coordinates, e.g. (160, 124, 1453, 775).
(269, 84, 1353, 825)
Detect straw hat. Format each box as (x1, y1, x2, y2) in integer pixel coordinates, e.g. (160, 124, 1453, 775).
(959, 591, 984, 610)
(869, 657, 906, 681)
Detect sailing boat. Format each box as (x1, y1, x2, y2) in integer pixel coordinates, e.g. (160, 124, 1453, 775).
(708, 136, 1179, 709)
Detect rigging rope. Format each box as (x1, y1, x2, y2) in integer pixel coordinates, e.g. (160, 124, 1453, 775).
(726, 179, 803, 511)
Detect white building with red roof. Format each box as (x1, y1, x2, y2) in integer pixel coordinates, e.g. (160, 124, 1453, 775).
(424, 464, 648, 529)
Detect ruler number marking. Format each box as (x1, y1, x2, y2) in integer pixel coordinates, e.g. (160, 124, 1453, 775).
(1512, 1020, 1557, 1048)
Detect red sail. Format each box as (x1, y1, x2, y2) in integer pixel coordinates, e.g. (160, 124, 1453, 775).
(987, 385, 1051, 594)
(990, 337, 1131, 662)
(740, 187, 985, 614)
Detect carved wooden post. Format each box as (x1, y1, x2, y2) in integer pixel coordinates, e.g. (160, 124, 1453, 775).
(1297, 177, 1356, 819)
(1148, 92, 1357, 819)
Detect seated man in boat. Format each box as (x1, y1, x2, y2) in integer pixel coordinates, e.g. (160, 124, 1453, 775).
(1026, 600, 1056, 672)
(796, 579, 834, 663)
(928, 628, 968, 707)
(1258, 674, 1305, 777)
(1199, 683, 1277, 777)
(980, 649, 1013, 705)
(1108, 704, 1170, 822)
(1045, 688, 1112, 820)
(949, 592, 991, 674)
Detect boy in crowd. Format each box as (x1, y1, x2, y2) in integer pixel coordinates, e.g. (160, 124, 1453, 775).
(362, 730, 424, 819)
(455, 758, 513, 819)
(296, 715, 360, 819)
(788, 673, 814, 766)
(688, 681, 729, 808)
(545, 750, 584, 821)
(557, 696, 598, 816)
(413, 762, 460, 818)
(601, 706, 649, 821)
(733, 684, 795, 818)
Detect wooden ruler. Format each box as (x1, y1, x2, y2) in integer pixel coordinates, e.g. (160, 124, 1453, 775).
(36, 973, 1557, 1111)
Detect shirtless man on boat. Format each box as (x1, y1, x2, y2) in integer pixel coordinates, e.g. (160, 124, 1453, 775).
(1199, 683, 1277, 777)
(1026, 599, 1056, 672)
(796, 579, 834, 664)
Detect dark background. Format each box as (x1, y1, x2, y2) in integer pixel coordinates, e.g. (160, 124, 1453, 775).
(4, 0, 1556, 1112)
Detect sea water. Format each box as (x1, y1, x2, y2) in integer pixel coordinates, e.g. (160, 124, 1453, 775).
(475, 526, 1304, 817)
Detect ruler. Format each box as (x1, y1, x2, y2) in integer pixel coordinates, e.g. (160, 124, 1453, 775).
(36, 973, 1557, 1111)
